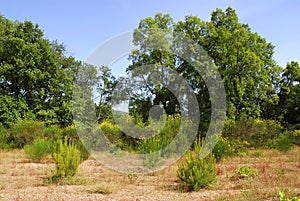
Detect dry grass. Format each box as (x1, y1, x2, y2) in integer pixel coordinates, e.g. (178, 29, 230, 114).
(0, 147, 299, 200)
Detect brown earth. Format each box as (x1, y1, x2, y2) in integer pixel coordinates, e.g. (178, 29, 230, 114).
(0, 148, 299, 201)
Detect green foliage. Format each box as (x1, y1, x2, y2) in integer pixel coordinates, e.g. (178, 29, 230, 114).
(212, 137, 235, 161)
(60, 125, 90, 161)
(223, 118, 282, 148)
(291, 130, 300, 146)
(128, 7, 279, 124)
(24, 138, 53, 161)
(278, 191, 300, 201)
(0, 15, 80, 127)
(277, 61, 300, 127)
(100, 121, 123, 143)
(0, 124, 11, 149)
(52, 138, 81, 180)
(235, 166, 256, 179)
(177, 141, 217, 191)
(8, 119, 47, 148)
(276, 132, 294, 152)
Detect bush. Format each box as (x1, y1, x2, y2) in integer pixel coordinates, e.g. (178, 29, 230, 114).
(0, 124, 11, 149)
(24, 138, 53, 161)
(61, 125, 90, 160)
(276, 132, 294, 152)
(212, 137, 235, 161)
(100, 121, 123, 143)
(223, 118, 282, 148)
(52, 138, 81, 180)
(292, 130, 300, 146)
(177, 141, 217, 191)
(8, 119, 47, 148)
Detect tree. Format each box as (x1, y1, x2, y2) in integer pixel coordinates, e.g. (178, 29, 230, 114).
(176, 7, 279, 120)
(277, 61, 300, 128)
(95, 66, 117, 123)
(126, 7, 279, 131)
(0, 15, 79, 126)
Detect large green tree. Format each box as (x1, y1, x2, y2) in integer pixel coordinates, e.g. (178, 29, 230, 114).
(127, 7, 280, 126)
(0, 15, 79, 126)
(277, 61, 300, 128)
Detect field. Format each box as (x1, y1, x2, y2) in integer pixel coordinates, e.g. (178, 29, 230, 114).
(0, 147, 299, 201)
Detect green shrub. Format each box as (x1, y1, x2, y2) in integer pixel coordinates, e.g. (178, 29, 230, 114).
(212, 137, 235, 161)
(24, 138, 53, 161)
(276, 132, 294, 152)
(61, 125, 90, 160)
(100, 121, 123, 143)
(292, 130, 300, 146)
(223, 118, 282, 148)
(177, 141, 217, 191)
(52, 138, 81, 180)
(235, 166, 256, 179)
(0, 124, 11, 149)
(8, 119, 47, 148)
(45, 124, 63, 140)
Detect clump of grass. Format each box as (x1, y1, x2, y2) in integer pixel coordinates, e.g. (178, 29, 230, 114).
(88, 183, 119, 195)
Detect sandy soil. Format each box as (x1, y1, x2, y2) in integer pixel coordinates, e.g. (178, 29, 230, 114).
(0, 149, 299, 201)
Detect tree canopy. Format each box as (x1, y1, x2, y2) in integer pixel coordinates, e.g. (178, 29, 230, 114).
(1, 7, 300, 130)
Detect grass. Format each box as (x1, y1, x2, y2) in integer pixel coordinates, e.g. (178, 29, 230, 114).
(0, 147, 299, 200)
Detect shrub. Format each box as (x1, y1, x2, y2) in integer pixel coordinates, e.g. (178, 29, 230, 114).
(212, 137, 235, 161)
(223, 118, 282, 148)
(8, 119, 47, 148)
(61, 125, 90, 160)
(177, 141, 217, 191)
(292, 130, 300, 146)
(100, 121, 123, 143)
(235, 166, 256, 179)
(45, 124, 63, 140)
(24, 138, 53, 161)
(52, 138, 81, 180)
(276, 132, 294, 152)
(0, 124, 11, 149)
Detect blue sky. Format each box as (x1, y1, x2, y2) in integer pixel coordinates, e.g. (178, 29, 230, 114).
(0, 0, 299, 68)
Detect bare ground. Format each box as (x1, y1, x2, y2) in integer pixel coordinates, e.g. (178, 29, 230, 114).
(0, 148, 299, 201)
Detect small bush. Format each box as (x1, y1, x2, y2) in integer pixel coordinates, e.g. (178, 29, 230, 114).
(24, 138, 53, 161)
(223, 118, 282, 148)
(100, 121, 123, 143)
(235, 166, 256, 179)
(212, 137, 235, 161)
(52, 138, 81, 180)
(8, 119, 47, 148)
(0, 124, 11, 149)
(177, 141, 217, 191)
(276, 132, 294, 152)
(292, 130, 300, 146)
(62, 125, 90, 160)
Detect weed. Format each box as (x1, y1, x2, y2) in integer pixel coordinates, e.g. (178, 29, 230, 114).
(235, 166, 256, 179)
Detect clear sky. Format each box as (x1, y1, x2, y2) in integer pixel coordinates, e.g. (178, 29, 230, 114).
(0, 0, 299, 68)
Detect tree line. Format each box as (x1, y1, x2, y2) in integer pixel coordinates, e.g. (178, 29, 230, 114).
(1, 7, 300, 132)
